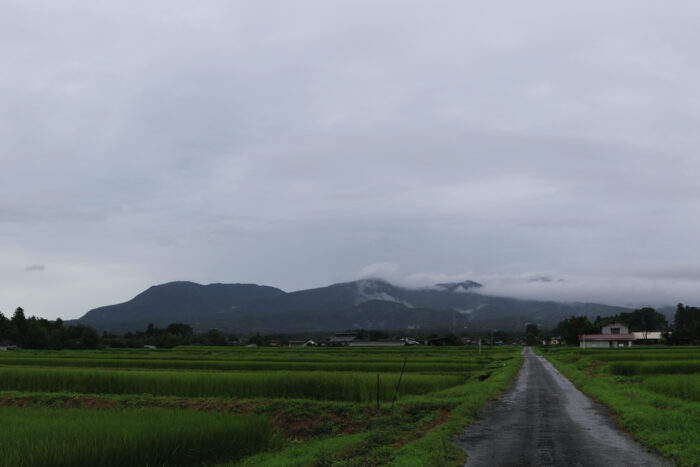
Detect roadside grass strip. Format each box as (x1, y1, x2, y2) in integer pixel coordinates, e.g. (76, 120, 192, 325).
(543, 348, 700, 467)
(0, 367, 465, 402)
(0, 407, 271, 467)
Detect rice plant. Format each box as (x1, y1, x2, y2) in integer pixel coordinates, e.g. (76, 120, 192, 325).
(0, 367, 465, 402)
(0, 407, 271, 467)
(642, 375, 700, 401)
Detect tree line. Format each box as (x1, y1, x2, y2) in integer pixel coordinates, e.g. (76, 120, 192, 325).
(0, 308, 100, 349)
(552, 304, 700, 345)
(0, 308, 236, 349)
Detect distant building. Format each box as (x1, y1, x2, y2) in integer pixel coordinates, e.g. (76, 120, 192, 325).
(425, 337, 454, 346)
(328, 332, 357, 346)
(632, 332, 663, 344)
(579, 323, 635, 349)
(288, 339, 317, 347)
(0, 340, 18, 351)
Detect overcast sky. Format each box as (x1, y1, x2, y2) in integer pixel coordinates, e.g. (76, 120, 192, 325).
(2, 1, 700, 319)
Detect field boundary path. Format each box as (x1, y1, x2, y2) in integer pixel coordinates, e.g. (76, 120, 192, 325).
(455, 347, 672, 467)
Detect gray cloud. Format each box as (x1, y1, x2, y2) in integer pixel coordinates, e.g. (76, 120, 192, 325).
(25, 264, 45, 272)
(2, 1, 700, 318)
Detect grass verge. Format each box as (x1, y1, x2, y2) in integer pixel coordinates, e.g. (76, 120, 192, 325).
(542, 348, 699, 466)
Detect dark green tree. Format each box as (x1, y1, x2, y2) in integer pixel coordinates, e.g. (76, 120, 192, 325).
(78, 326, 100, 349)
(166, 323, 193, 337)
(525, 323, 541, 346)
(205, 329, 229, 346)
(628, 307, 667, 342)
(553, 316, 596, 345)
(12, 307, 27, 335)
(673, 303, 700, 344)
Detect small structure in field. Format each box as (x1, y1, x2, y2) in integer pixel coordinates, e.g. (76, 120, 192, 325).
(288, 339, 317, 347)
(632, 331, 663, 344)
(579, 323, 635, 348)
(425, 337, 454, 346)
(0, 340, 18, 350)
(328, 332, 357, 346)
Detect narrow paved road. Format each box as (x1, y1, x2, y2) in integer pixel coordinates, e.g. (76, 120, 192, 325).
(455, 348, 671, 467)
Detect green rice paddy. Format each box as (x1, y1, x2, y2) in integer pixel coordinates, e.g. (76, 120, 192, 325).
(0, 345, 521, 466)
(0, 407, 270, 467)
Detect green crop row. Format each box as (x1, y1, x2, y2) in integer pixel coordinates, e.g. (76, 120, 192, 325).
(0, 407, 271, 467)
(641, 375, 700, 402)
(607, 360, 700, 376)
(7, 348, 502, 363)
(583, 351, 700, 362)
(0, 356, 483, 373)
(0, 367, 465, 402)
(0, 357, 487, 373)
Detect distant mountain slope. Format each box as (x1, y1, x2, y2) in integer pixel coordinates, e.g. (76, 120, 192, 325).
(73, 278, 633, 334)
(76, 281, 285, 333)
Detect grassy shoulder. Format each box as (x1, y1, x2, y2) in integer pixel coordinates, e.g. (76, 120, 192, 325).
(540, 347, 700, 467)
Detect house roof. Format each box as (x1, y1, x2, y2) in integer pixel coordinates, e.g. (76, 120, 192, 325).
(579, 334, 635, 341)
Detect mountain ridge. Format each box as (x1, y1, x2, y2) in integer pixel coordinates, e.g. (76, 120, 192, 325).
(72, 279, 636, 334)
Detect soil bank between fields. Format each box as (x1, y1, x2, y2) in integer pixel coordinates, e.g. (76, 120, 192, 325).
(455, 347, 672, 467)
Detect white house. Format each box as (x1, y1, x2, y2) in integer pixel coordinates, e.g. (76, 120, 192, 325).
(632, 331, 663, 343)
(579, 323, 635, 349)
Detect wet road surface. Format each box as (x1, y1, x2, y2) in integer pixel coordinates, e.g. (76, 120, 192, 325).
(455, 348, 671, 467)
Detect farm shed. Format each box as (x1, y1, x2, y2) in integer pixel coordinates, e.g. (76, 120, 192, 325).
(632, 332, 663, 343)
(425, 337, 454, 346)
(288, 339, 317, 347)
(328, 333, 357, 346)
(579, 323, 634, 348)
(0, 340, 18, 350)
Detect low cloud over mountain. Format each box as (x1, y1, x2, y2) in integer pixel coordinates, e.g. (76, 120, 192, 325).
(73, 278, 633, 334)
